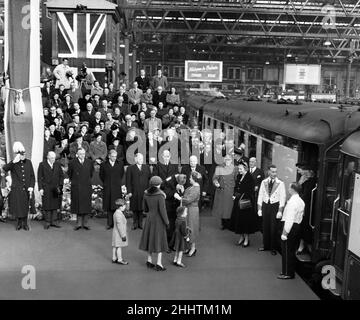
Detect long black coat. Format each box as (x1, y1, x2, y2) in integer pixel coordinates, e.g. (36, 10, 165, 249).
(126, 164, 151, 211)
(37, 161, 64, 211)
(3, 159, 35, 218)
(68, 158, 94, 215)
(99, 160, 125, 212)
(229, 172, 258, 234)
(250, 167, 265, 191)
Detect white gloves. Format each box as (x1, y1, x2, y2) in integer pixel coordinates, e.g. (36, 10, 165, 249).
(121, 185, 127, 194)
(281, 235, 287, 241)
(27, 187, 33, 193)
(174, 193, 182, 201)
(276, 211, 282, 219)
(257, 210, 262, 217)
(39, 189, 44, 196)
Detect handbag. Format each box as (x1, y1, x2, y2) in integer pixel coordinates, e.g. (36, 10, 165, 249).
(238, 193, 252, 210)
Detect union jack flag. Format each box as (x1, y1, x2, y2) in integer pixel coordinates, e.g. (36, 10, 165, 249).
(57, 12, 106, 59)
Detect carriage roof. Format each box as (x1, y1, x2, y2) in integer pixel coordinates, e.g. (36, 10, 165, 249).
(184, 94, 360, 145)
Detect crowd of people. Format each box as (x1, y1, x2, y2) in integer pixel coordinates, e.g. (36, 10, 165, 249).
(0, 59, 318, 278)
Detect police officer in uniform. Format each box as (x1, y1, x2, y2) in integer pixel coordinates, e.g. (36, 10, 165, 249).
(3, 142, 35, 230)
(278, 182, 304, 279)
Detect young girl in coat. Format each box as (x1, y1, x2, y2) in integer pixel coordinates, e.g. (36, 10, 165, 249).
(170, 206, 190, 268)
(112, 198, 129, 265)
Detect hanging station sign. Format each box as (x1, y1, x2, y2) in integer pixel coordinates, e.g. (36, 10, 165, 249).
(184, 60, 223, 82)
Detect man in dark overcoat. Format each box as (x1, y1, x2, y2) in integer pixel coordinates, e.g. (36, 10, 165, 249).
(68, 147, 94, 230)
(38, 151, 64, 229)
(126, 152, 151, 230)
(99, 149, 125, 230)
(152, 150, 178, 243)
(2, 142, 35, 230)
(181, 155, 209, 209)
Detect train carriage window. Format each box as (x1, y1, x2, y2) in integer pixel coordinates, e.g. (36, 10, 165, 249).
(207, 117, 211, 128)
(261, 141, 273, 173)
(340, 156, 360, 213)
(213, 120, 217, 129)
(248, 135, 257, 158)
(238, 130, 245, 146)
(220, 122, 225, 131)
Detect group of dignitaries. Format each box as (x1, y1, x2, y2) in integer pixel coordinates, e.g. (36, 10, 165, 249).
(2, 136, 310, 278)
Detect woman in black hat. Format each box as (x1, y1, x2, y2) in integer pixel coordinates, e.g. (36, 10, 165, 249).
(139, 175, 169, 271)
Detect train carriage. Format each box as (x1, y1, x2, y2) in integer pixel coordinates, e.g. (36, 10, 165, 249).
(183, 92, 360, 299)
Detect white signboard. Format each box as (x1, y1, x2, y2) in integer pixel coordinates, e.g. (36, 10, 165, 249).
(284, 64, 321, 85)
(185, 60, 223, 82)
(348, 173, 360, 258)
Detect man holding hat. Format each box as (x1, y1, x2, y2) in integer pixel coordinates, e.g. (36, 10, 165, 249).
(37, 151, 64, 229)
(126, 153, 151, 230)
(68, 147, 94, 230)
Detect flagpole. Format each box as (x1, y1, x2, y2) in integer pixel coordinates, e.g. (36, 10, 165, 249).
(3, 0, 10, 163)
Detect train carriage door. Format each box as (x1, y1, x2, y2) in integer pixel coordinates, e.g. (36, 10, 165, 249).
(331, 155, 359, 296)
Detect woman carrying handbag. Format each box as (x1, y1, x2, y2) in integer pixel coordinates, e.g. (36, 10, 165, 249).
(229, 162, 258, 247)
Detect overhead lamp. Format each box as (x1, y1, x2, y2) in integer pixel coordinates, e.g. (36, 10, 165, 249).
(136, 60, 140, 63)
(119, 44, 126, 48)
(324, 39, 331, 46)
(265, 61, 270, 65)
(148, 48, 154, 53)
(286, 53, 292, 58)
(129, 53, 133, 57)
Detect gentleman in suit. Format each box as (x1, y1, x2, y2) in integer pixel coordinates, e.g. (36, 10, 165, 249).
(112, 86, 128, 105)
(41, 80, 54, 106)
(68, 148, 94, 230)
(181, 155, 208, 208)
(80, 102, 96, 125)
(78, 92, 92, 112)
(257, 164, 286, 255)
(126, 153, 151, 230)
(38, 151, 64, 229)
(128, 81, 143, 113)
(99, 149, 125, 229)
(135, 69, 151, 91)
(152, 86, 167, 107)
(144, 108, 162, 134)
(249, 157, 265, 196)
(152, 150, 178, 243)
(151, 69, 168, 90)
(67, 81, 83, 103)
(43, 128, 57, 160)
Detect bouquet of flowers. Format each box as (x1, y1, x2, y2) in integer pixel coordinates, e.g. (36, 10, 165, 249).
(60, 178, 73, 220)
(92, 185, 105, 218)
(121, 185, 132, 219)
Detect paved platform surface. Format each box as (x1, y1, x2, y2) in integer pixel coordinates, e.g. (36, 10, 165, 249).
(0, 214, 318, 300)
